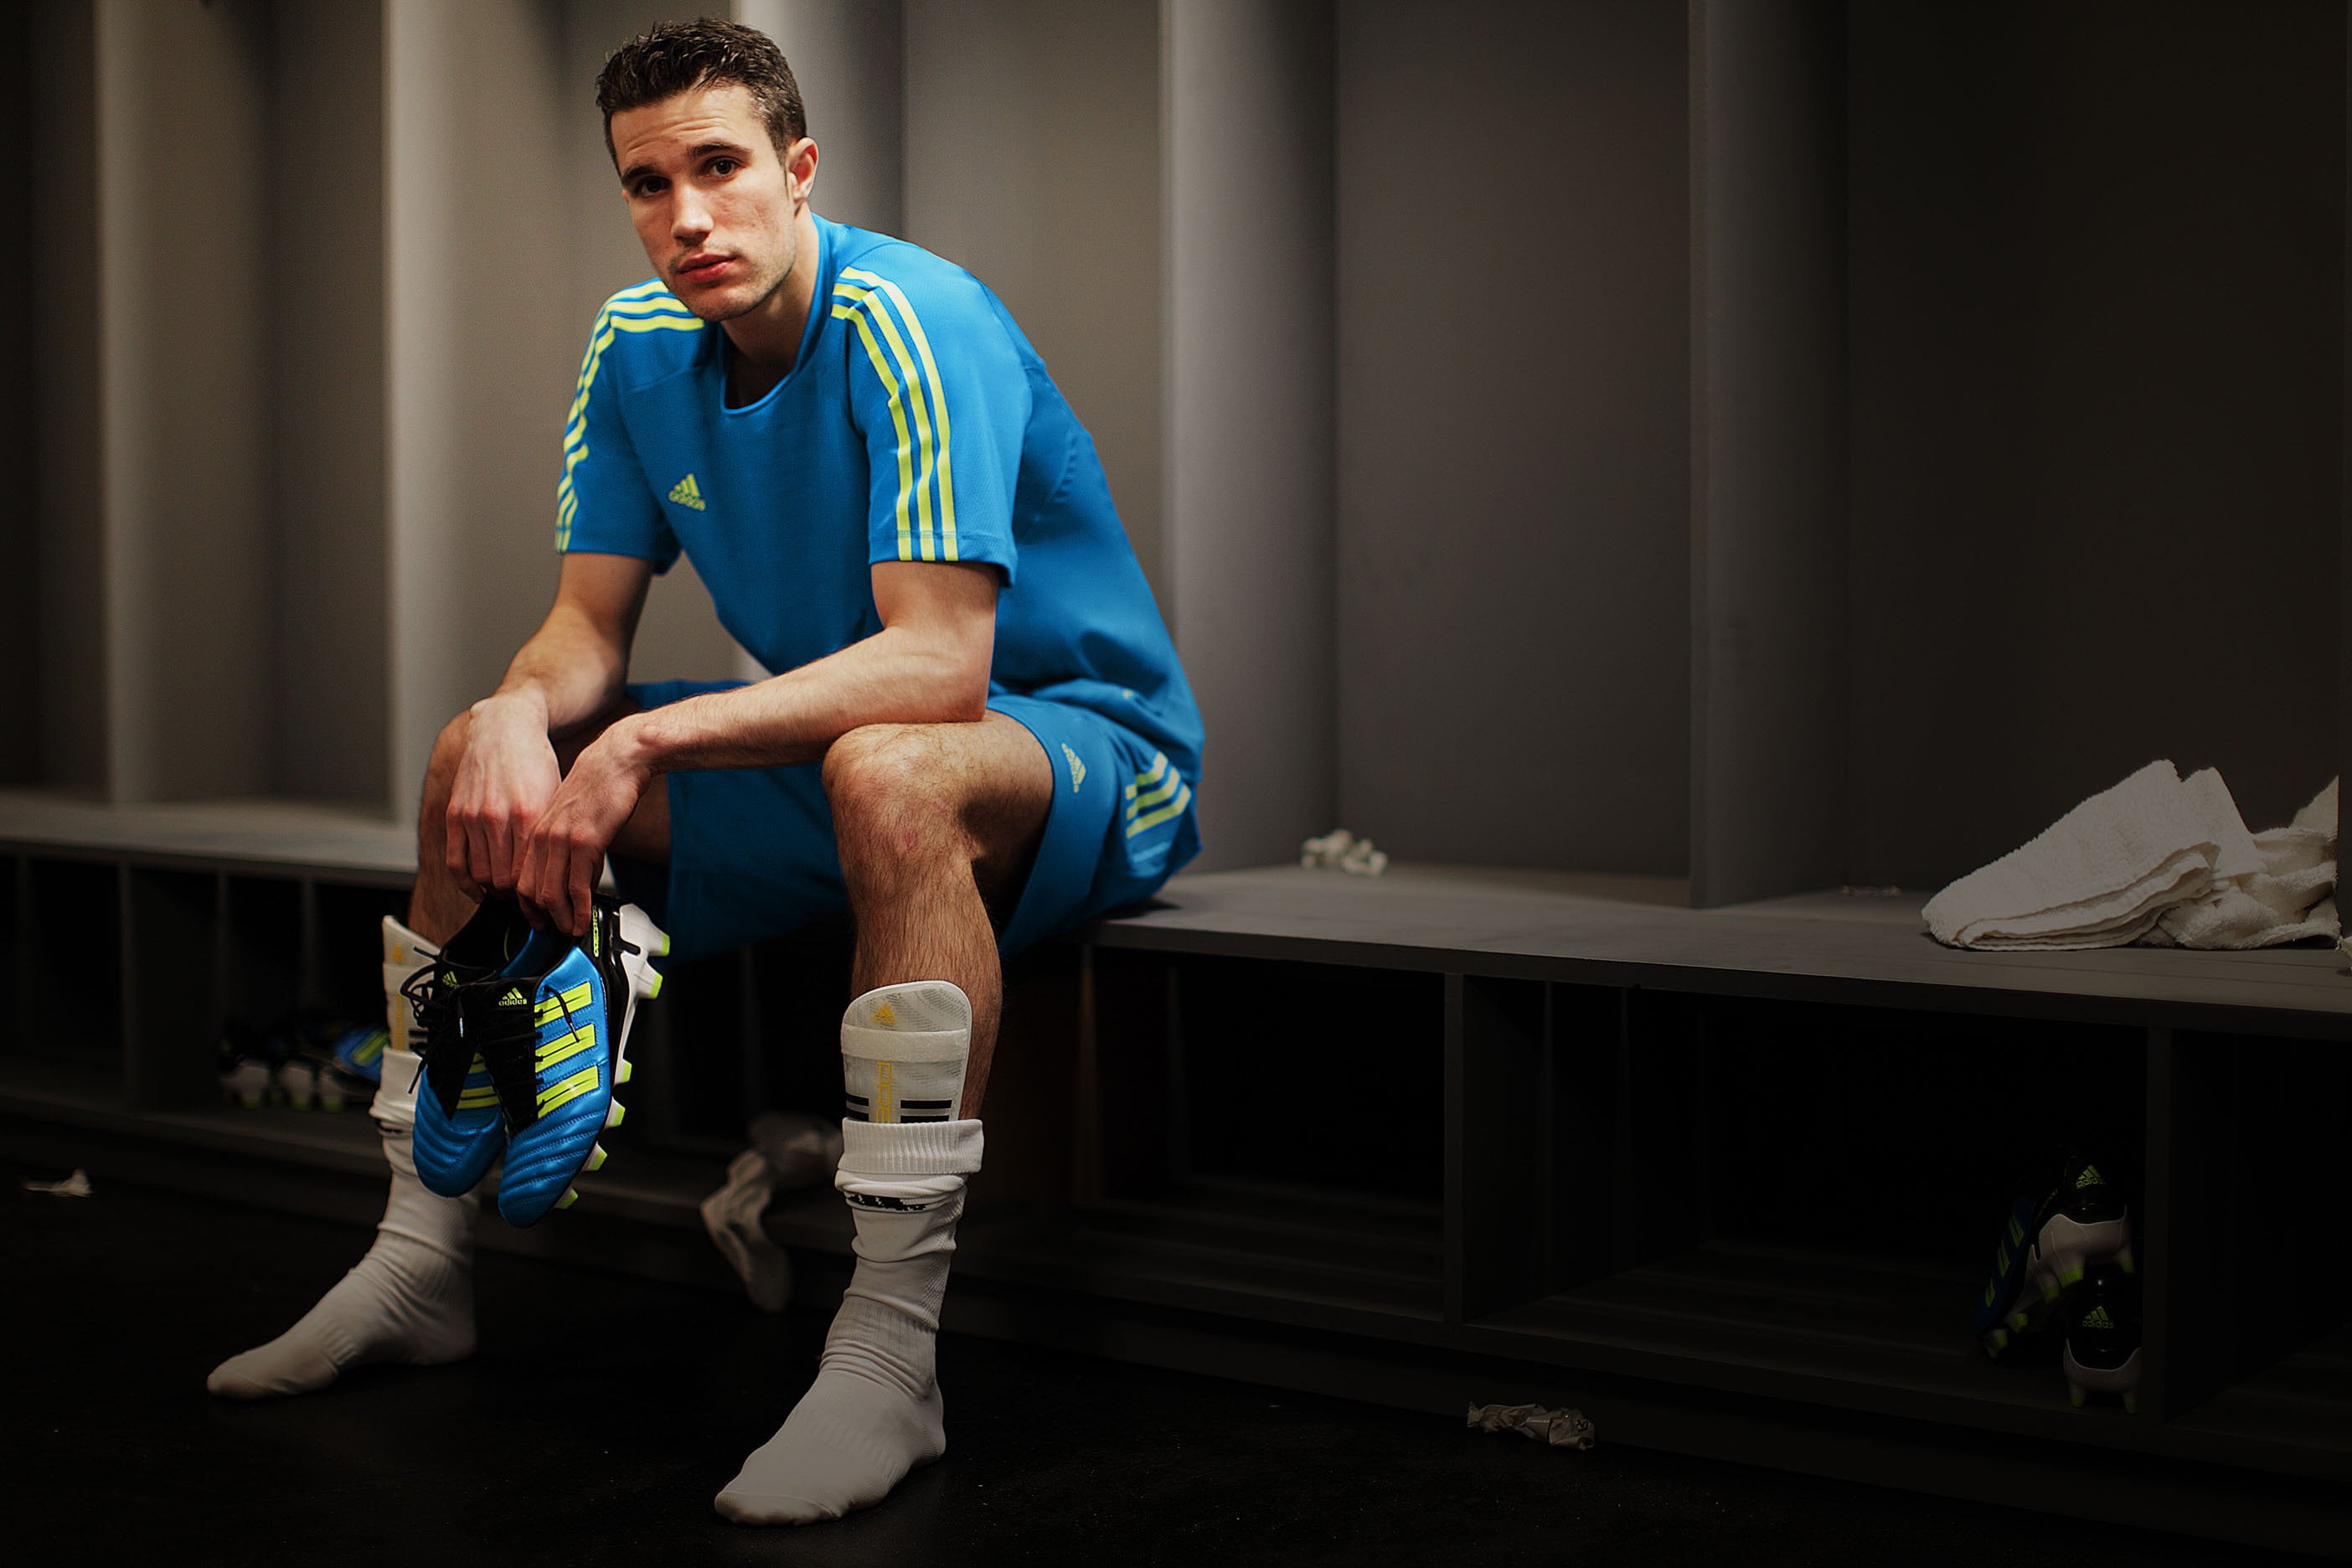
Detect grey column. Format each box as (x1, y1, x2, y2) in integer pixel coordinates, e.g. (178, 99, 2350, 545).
(1686, 0, 1848, 905)
(1165, 0, 1337, 869)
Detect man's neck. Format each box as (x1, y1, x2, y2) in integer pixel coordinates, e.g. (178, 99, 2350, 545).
(721, 207, 821, 405)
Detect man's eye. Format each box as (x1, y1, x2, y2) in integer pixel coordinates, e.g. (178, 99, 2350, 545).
(632, 178, 666, 198)
(709, 158, 738, 177)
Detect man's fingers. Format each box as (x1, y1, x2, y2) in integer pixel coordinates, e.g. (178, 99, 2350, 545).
(513, 861, 552, 930)
(519, 828, 595, 937)
(486, 817, 517, 894)
(444, 814, 482, 900)
(514, 829, 547, 923)
(522, 826, 570, 934)
(566, 842, 597, 936)
(538, 833, 583, 936)
(468, 825, 498, 896)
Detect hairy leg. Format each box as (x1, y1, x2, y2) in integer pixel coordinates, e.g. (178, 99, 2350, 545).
(822, 713, 1054, 1117)
(213, 701, 682, 1400)
(408, 700, 672, 944)
(718, 713, 1048, 1525)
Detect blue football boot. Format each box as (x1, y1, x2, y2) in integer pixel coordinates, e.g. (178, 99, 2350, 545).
(2062, 1262, 2143, 1414)
(1973, 1194, 2043, 1357)
(493, 896, 668, 1228)
(331, 1023, 388, 1086)
(402, 899, 534, 1198)
(1973, 1153, 2136, 1358)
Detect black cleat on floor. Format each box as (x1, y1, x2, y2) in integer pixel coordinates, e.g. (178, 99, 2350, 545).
(2, 1158, 2311, 1567)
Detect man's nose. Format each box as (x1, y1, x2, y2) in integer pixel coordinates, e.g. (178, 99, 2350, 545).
(673, 187, 713, 241)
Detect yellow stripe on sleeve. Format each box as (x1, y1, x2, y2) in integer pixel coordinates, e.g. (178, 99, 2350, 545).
(833, 302, 917, 560)
(842, 268, 959, 560)
(554, 292, 703, 552)
(833, 283, 940, 560)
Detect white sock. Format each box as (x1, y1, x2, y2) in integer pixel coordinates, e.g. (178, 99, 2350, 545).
(207, 921, 475, 1399)
(205, 1124, 477, 1398)
(715, 982, 980, 1525)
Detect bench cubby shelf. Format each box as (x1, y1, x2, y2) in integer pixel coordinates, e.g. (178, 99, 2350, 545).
(4, 810, 2351, 1552)
(1033, 867, 2352, 1555)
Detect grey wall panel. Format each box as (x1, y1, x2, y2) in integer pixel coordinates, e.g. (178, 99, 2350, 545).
(1166, 0, 1336, 870)
(33, 1, 104, 797)
(98, 0, 274, 802)
(0, 4, 36, 785)
(387, 0, 580, 814)
(1688, 0, 1848, 905)
(904, 0, 1165, 602)
(562, 0, 753, 686)
(271, 1, 388, 807)
(31, 3, 106, 799)
(1334, 0, 1691, 876)
(736, 0, 906, 237)
(1848, 1, 2344, 890)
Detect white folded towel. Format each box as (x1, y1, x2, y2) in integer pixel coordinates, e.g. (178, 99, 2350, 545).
(2157, 777, 2339, 950)
(1922, 761, 2261, 951)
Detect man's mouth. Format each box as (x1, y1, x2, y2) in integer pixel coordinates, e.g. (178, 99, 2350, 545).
(677, 254, 735, 283)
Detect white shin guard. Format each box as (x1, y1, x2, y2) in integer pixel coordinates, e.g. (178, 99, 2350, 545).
(374, 915, 436, 1131)
(839, 980, 971, 1125)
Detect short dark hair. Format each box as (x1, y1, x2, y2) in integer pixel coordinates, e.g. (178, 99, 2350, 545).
(596, 18, 807, 167)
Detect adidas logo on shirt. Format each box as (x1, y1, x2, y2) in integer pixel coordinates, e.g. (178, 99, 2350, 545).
(668, 472, 707, 511)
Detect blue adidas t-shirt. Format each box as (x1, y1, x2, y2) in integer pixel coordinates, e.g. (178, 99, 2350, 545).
(555, 215, 1201, 860)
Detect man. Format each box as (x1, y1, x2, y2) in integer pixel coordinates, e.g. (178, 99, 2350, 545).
(207, 18, 1201, 1529)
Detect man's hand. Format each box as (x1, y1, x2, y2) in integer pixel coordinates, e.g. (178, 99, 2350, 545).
(518, 725, 654, 936)
(445, 695, 565, 901)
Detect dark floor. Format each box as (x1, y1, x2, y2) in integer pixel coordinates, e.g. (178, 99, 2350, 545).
(2, 1159, 2308, 1568)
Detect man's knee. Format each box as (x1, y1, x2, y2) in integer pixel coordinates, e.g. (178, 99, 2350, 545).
(823, 724, 972, 869)
(421, 709, 474, 810)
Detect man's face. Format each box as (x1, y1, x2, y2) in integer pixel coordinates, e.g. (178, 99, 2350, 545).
(611, 82, 802, 321)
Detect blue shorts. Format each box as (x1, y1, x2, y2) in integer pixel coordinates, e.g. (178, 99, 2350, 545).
(616, 682, 1199, 964)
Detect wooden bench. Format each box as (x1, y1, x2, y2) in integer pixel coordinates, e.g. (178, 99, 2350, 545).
(4, 795, 2347, 1553)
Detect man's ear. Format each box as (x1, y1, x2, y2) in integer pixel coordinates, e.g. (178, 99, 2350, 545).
(789, 137, 820, 207)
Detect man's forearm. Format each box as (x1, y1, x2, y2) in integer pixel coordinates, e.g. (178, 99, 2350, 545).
(609, 622, 988, 776)
(483, 601, 634, 737)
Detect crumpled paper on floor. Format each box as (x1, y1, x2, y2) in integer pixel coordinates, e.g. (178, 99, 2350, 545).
(1302, 828, 1388, 877)
(1467, 1401, 1595, 1450)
